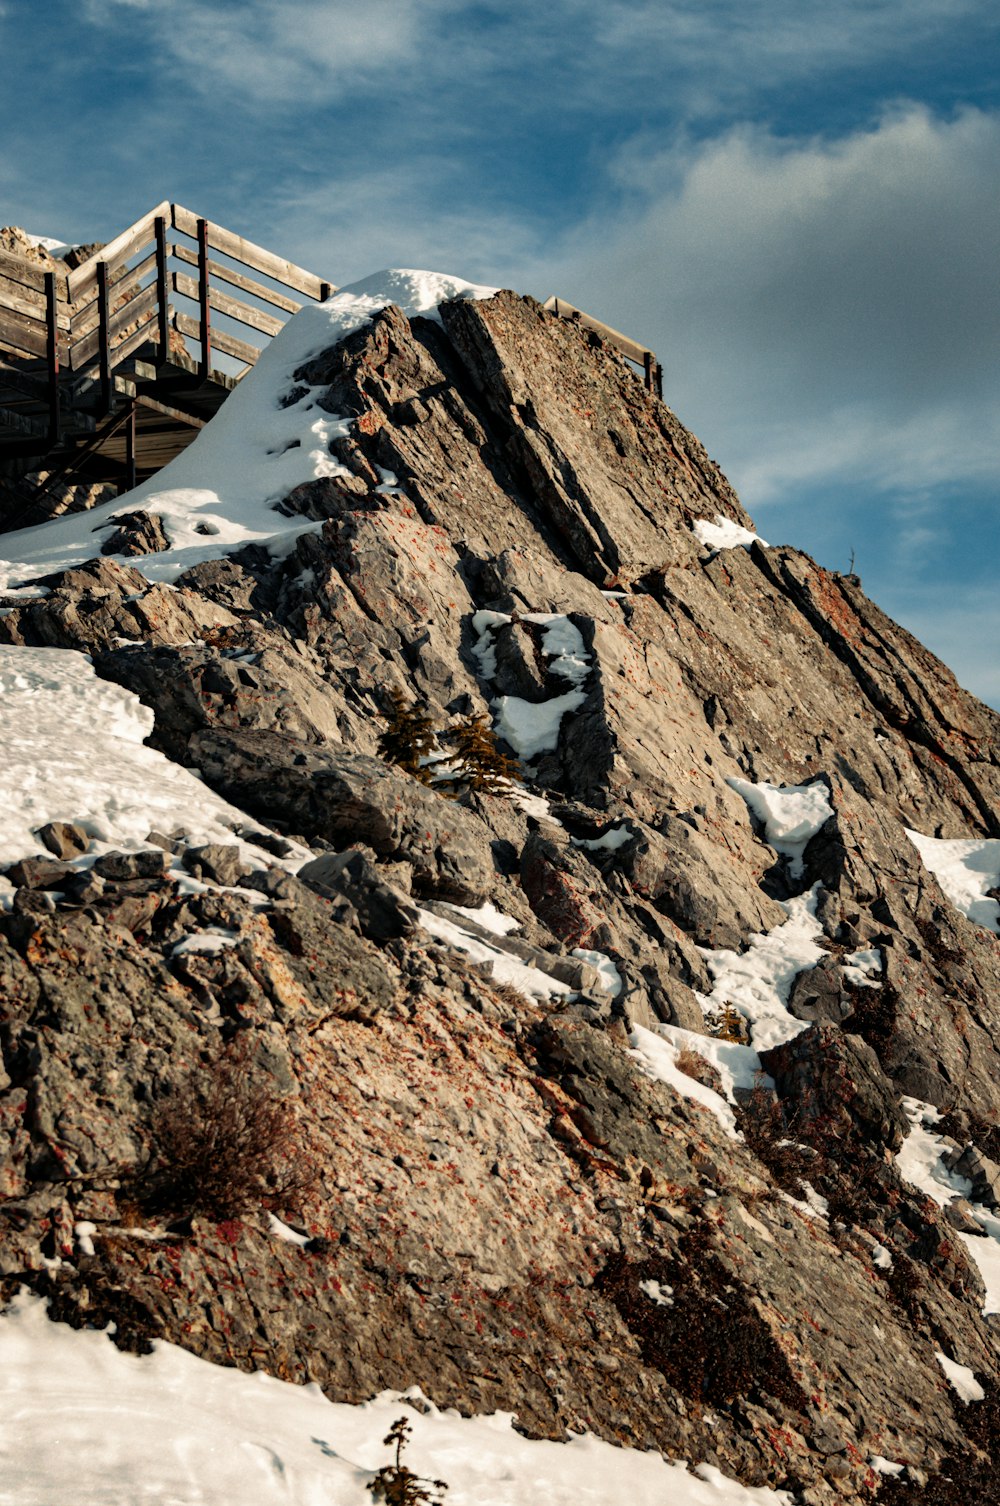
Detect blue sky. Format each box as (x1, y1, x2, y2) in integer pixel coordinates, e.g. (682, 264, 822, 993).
(3, 0, 999, 704)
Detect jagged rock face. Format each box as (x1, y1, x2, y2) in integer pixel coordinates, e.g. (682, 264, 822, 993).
(3, 291, 1000, 1502)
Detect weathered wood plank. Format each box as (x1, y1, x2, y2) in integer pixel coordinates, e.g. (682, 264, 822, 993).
(107, 309, 161, 369)
(542, 295, 652, 369)
(172, 203, 328, 300)
(135, 393, 206, 428)
(0, 247, 67, 297)
(66, 199, 170, 301)
(70, 285, 159, 370)
(172, 242, 301, 314)
(0, 281, 70, 332)
(173, 310, 259, 368)
(0, 358, 52, 404)
(0, 307, 49, 360)
(0, 404, 48, 438)
(172, 270, 283, 337)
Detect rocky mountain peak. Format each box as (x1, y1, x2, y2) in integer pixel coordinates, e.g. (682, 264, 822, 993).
(2, 281, 1000, 1503)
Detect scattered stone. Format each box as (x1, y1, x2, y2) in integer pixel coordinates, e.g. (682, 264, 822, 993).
(35, 821, 90, 860)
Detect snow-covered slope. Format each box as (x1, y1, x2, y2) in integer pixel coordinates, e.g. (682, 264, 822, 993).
(1, 1294, 788, 1506)
(0, 270, 496, 594)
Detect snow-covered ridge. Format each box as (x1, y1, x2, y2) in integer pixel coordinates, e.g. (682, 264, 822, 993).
(0, 269, 497, 595)
(1, 1293, 793, 1506)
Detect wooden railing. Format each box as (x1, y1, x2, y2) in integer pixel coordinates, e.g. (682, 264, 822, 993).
(0, 202, 336, 443)
(543, 295, 662, 397)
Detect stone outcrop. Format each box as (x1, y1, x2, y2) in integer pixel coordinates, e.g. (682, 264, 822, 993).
(2, 289, 1000, 1503)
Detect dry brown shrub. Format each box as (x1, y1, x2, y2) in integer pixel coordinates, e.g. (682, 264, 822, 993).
(674, 1047, 725, 1096)
(134, 1042, 315, 1222)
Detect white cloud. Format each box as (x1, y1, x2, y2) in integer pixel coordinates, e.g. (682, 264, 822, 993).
(85, 0, 447, 100)
(536, 106, 1000, 506)
(587, 0, 997, 111)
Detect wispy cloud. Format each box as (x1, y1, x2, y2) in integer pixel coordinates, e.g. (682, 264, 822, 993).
(537, 105, 1000, 507)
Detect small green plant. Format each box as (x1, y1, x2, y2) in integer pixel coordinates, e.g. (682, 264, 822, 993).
(443, 713, 520, 795)
(377, 690, 439, 784)
(368, 1417, 447, 1505)
(711, 1001, 745, 1042)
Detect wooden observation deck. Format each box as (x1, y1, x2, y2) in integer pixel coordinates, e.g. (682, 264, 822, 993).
(0, 202, 335, 529)
(0, 202, 663, 533)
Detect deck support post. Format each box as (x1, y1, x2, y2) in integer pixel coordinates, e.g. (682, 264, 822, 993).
(155, 215, 170, 364)
(197, 218, 211, 381)
(44, 271, 60, 444)
(125, 399, 137, 492)
(97, 262, 112, 414)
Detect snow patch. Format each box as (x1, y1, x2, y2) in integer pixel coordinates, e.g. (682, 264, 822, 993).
(905, 828, 1000, 934)
(727, 777, 833, 879)
(935, 1351, 985, 1403)
(629, 1025, 741, 1139)
(416, 908, 571, 1001)
(572, 947, 623, 997)
(695, 885, 826, 1052)
(896, 1098, 1000, 1315)
(442, 901, 522, 937)
(0, 646, 305, 876)
(693, 515, 768, 553)
(492, 689, 586, 761)
(842, 946, 883, 988)
(573, 823, 632, 853)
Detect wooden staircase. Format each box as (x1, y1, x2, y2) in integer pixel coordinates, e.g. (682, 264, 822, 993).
(0, 202, 335, 529)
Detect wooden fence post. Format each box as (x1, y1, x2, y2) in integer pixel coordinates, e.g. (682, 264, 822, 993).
(44, 271, 60, 444)
(97, 261, 112, 414)
(197, 218, 211, 380)
(155, 215, 170, 362)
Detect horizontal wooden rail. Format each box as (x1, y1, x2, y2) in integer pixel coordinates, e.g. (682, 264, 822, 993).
(171, 204, 328, 302)
(172, 242, 302, 314)
(543, 295, 662, 396)
(173, 311, 260, 369)
(0, 304, 50, 361)
(69, 281, 159, 370)
(0, 246, 67, 298)
(172, 269, 283, 338)
(66, 200, 170, 301)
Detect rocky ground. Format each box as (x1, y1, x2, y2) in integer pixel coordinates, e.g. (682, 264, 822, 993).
(2, 291, 1000, 1502)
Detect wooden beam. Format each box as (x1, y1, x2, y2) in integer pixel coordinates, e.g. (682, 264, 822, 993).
(542, 294, 653, 369)
(70, 281, 159, 369)
(155, 215, 170, 359)
(197, 219, 211, 380)
(0, 307, 49, 360)
(97, 263, 111, 412)
(45, 272, 60, 443)
(134, 392, 207, 427)
(0, 282, 70, 332)
(172, 270, 283, 337)
(0, 358, 52, 404)
(0, 247, 67, 298)
(66, 199, 171, 301)
(172, 203, 329, 301)
(172, 310, 259, 369)
(172, 242, 301, 314)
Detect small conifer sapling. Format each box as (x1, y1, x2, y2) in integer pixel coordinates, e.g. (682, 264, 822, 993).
(444, 713, 519, 795)
(368, 1416, 447, 1505)
(377, 689, 439, 784)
